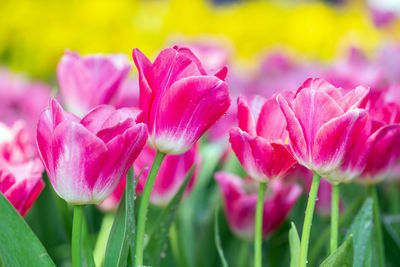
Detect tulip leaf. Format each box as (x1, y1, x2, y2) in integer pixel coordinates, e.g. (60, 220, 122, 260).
(104, 166, 137, 267)
(345, 197, 373, 267)
(214, 207, 229, 267)
(320, 235, 353, 267)
(82, 219, 95, 267)
(144, 164, 196, 266)
(0, 193, 56, 267)
(289, 222, 300, 267)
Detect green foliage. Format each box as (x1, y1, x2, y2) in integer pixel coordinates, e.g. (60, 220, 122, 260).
(320, 235, 353, 267)
(0, 193, 55, 267)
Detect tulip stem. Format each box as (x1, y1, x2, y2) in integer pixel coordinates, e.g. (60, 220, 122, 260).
(330, 184, 339, 254)
(371, 185, 386, 267)
(254, 182, 266, 267)
(72, 205, 85, 267)
(135, 150, 166, 267)
(299, 172, 320, 267)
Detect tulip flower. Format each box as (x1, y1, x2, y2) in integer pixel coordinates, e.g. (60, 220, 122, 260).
(100, 144, 200, 211)
(36, 98, 147, 204)
(215, 172, 301, 240)
(0, 159, 44, 217)
(229, 94, 296, 183)
(277, 78, 370, 184)
(132, 46, 231, 155)
(57, 51, 131, 117)
(0, 122, 44, 216)
(278, 78, 371, 263)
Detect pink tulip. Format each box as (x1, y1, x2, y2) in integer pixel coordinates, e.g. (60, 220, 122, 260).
(57, 51, 131, 116)
(277, 78, 370, 184)
(215, 172, 301, 240)
(101, 144, 200, 210)
(132, 46, 231, 154)
(355, 95, 400, 184)
(229, 94, 296, 182)
(36, 98, 147, 204)
(0, 122, 44, 216)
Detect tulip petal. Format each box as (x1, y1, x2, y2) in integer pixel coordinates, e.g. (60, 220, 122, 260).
(360, 124, 400, 183)
(132, 48, 154, 124)
(80, 105, 116, 134)
(277, 95, 309, 167)
(312, 109, 368, 178)
(214, 66, 228, 81)
(341, 85, 370, 110)
(153, 76, 230, 154)
(237, 96, 257, 135)
(256, 97, 287, 141)
(94, 123, 147, 203)
(52, 121, 107, 204)
(229, 128, 295, 182)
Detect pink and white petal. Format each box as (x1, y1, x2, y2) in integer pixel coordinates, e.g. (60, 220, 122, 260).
(83, 54, 130, 106)
(96, 118, 136, 144)
(277, 95, 309, 167)
(132, 48, 154, 125)
(312, 109, 369, 179)
(257, 97, 287, 141)
(80, 105, 116, 134)
(237, 96, 257, 136)
(36, 108, 56, 179)
(101, 107, 143, 129)
(93, 123, 147, 203)
(57, 52, 95, 115)
(229, 128, 274, 182)
(153, 76, 230, 154)
(341, 85, 370, 111)
(53, 121, 107, 204)
(359, 124, 400, 183)
(291, 87, 344, 152)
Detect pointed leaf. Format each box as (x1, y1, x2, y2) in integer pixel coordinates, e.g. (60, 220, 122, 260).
(289, 222, 300, 267)
(144, 164, 196, 266)
(214, 208, 229, 267)
(345, 198, 373, 267)
(320, 235, 353, 267)
(104, 166, 137, 267)
(0, 193, 55, 267)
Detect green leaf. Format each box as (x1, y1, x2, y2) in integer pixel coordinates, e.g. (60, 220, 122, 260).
(144, 164, 196, 266)
(214, 208, 229, 267)
(289, 222, 300, 267)
(320, 235, 353, 267)
(0, 193, 56, 267)
(104, 166, 137, 267)
(345, 197, 373, 267)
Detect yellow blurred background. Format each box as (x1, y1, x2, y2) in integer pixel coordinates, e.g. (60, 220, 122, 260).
(0, 0, 398, 80)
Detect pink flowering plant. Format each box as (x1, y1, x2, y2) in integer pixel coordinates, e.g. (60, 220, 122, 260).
(2, 43, 400, 267)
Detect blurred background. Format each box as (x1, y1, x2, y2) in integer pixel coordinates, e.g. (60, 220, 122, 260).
(1, 0, 398, 81)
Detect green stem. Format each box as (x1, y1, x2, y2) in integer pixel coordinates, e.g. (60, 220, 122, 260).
(134, 151, 166, 267)
(330, 184, 339, 254)
(254, 182, 266, 267)
(299, 173, 320, 267)
(371, 185, 386, 267)
(72, 205, 85, 267)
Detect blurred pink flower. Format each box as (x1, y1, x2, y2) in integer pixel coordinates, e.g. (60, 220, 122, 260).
(0, 69, 50, 135)
(133, 46, 230, 154)
(229, 94, 296, 182)
(278, 78, 370, 184)
(0, 122, 44, 216)
(36, 99, 147, 204)
(215, 172, 301, 240)
(324, 48, 385, 90)
(57, 50, 131, 116)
